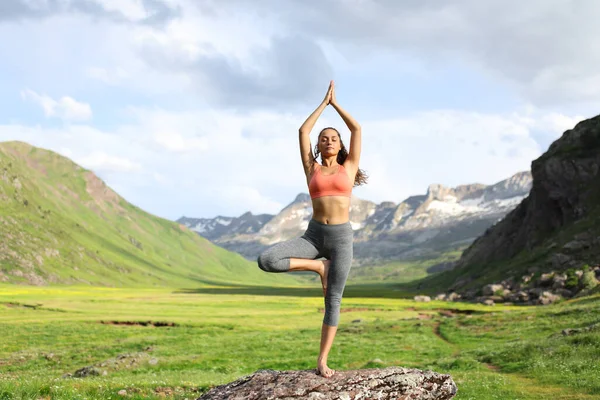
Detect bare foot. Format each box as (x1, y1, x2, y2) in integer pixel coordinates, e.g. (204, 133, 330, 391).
(319, 260, 330, 297)
(317, 358, 335, 378)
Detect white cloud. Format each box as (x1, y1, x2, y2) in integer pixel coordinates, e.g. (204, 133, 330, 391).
(154, 131, 208, 152)
(1, 104, 584, 220)
(76, 151, 142, 173)
(205, 0, 600, 107)
(210, 185, 284, 214)
(0, 1, 596, 222)
(85, 66, 129, 85)
(20, 89, 92, 121)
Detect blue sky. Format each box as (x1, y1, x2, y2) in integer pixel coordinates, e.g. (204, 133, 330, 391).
(0, 0, 597, 220)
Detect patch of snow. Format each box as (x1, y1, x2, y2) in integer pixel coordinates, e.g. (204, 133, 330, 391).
(350, 221, 361, 230)
(460, 196, 484, 208)
(192, 224, 207, 233)
(426, 200, 465, 215)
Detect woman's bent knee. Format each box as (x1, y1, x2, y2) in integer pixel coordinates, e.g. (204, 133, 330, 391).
(257, 253, 270, 272)
(257, 252, 289, 273)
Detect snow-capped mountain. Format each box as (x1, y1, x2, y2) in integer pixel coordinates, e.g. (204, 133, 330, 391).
(177, 171, 532, 266)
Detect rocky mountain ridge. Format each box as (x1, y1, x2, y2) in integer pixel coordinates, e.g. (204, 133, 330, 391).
(178, 172, 532, 266)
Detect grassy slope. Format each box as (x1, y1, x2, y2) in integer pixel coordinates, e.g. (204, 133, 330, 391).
(0, 141, 298, 288)
(346, 249, 464, 285)
(0, 285, 598, 399)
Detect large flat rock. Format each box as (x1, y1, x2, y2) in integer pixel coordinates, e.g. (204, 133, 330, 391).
(198, 366, 457, 400)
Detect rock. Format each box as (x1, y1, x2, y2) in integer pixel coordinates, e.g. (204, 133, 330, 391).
(575, 270, 584, 278)
(539, 273, 554, 286)
(447, 292, 461, 301)
(521, 273, 534, 284)
(483, 299, 495, 306)
(118, 390, 127, 396)
(528, 287, 544, 298)
(516, 291, 530, 302)
(461, 290, 477, 300)
(74, 366, 101, 377)
(435, 294, 447, 301)
(538, 291, 561, 305)
(563, 240, 587, 251)
(555, 288, 574, 298)
(550, 254, 572, 269)
(552, 273, 567, 289)
(561, 322, 600, 336)
(414, 296, 431, 302)
(482, 284, 504, 296)
(196, 367, 457, 400)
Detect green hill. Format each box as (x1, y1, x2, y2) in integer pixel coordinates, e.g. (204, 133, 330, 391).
(0, 141, 298, 287)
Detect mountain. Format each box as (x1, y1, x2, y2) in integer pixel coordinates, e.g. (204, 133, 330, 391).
(178, 211, 274, 241)
(0, 141, 296, 287)
(429, 114, 600, 293)
(178, 172, 532, 267)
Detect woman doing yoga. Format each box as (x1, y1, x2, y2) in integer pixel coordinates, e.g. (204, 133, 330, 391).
(257, 80, 367, 378)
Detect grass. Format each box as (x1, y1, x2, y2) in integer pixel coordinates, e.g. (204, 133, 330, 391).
(0, 141, 302, 288)
(1, 284, 599, 399)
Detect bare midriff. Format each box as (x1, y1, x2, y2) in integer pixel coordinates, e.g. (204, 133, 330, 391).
(311, 196, 351, 224)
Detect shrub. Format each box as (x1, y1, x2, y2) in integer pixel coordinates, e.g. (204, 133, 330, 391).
(580, 270, 598, 291)
(565, 268, 579, 290)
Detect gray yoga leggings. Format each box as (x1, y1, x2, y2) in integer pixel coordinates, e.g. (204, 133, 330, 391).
(257, 218, 354, 327)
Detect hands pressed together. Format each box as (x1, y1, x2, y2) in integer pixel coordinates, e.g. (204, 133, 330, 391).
(322, 80, 337, 107)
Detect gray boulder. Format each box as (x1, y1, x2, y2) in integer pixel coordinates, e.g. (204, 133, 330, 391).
(197, 367, 457, 400)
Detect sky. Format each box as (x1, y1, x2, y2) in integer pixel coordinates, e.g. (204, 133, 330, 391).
(0, 0, 598, 221)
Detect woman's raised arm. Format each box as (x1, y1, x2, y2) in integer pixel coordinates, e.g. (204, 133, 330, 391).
(330, 82, 361, 166)
(299, 81, 333, 175)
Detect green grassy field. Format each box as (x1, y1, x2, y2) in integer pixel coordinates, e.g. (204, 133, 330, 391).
(0, 141, 300, 288)
(1, 283, 599, 399)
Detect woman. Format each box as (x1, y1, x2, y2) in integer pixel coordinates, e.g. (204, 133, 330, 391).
(257, 80, 368, 378)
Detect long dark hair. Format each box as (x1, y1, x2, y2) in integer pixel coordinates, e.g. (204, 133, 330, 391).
(312, 127, 368, 187)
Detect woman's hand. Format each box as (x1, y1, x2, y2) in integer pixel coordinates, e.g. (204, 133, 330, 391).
(322, 80, 334, 105)
(330, 80, 337, 107)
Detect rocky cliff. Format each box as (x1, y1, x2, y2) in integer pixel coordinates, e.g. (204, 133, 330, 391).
(441, 114, 600, 293)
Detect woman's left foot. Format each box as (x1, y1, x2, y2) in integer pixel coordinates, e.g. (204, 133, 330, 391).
(317, 358, 335, 378)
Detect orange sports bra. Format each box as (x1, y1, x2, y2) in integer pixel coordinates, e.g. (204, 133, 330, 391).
(308, 163, 353, 199)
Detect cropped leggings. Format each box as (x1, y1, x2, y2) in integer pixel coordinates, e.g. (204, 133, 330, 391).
(257, 218, 353, 327)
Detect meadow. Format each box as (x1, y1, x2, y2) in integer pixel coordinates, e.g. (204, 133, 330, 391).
(1, 283, 599, 399)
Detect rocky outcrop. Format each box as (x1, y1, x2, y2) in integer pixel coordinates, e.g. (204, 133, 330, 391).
(435, 264, 600, 306)
(197, 367, 457, 400)
(450, 115, 600, 290)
